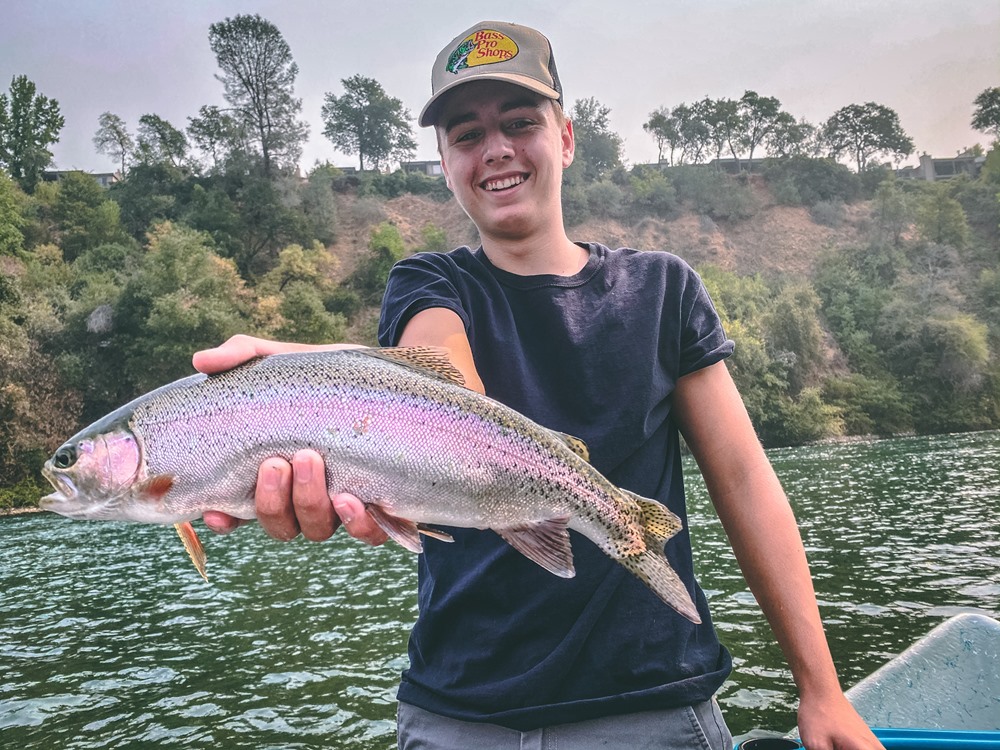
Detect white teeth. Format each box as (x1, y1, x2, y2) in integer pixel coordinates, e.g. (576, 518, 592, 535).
(484, 175, 525, 191)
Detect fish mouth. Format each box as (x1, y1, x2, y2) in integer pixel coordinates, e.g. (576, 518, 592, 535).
(40, 463, 79, 510)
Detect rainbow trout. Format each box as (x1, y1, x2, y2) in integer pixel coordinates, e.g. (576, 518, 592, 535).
(41, 347, 700, 622)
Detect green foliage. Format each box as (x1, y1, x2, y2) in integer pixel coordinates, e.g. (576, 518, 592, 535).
(871, 176, 913, 246)
(762, 387, 843, 447)
(0, 173, 26, 254)
(322, 75, 416, 171)
(822, 374, 911, 436)
(585, 180, 626, 220)
(0, 75, 65, 192)
(359, 170, 450, 201)
(136, 114, 189, 168)
(417, 223, 449, 253)
(667, 166, 759, 220)
(45, 171, 129, 260)
(915, 184, 970, 248)
(349, 222, 407, 304)
(763, 156, 860, 206)
(113, 223, 254, 392)
(627, 166, 677, 219)
(567, 97, 623, 181)
(764, 283, 825, 394)
(0, 475, 48, 511)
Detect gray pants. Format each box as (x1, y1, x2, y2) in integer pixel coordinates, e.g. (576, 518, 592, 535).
(397, 698, 733, 750)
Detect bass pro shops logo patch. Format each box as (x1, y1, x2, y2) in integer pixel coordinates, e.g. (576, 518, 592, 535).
(445, 30, 519, 74)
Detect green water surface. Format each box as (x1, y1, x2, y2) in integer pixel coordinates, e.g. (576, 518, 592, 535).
(2, 431, 998, 748)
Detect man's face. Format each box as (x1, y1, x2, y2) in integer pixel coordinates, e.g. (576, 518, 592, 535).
(435, 80, 574, 244)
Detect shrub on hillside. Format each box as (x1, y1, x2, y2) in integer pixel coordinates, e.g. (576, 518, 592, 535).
(764, 157, 860, 206)
(348, 223, 407, 303)
(809, 200, 846, 228)
(628, 167, 678, 220)
(665, 166, 758, 220)
(360, 170, 451, 202)
(586, 181, 626, 220)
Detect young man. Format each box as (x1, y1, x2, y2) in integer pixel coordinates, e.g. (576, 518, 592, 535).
(196, 21, 882, 750)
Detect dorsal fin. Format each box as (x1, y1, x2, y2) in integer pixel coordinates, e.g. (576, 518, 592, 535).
(362, 346, 466, 387)
(552, 431, 590, 462)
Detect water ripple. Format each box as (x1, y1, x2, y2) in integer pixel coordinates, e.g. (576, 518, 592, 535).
(1, 431, 998, 745)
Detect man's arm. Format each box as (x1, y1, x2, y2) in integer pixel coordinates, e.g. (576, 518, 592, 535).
(672, 361, 881, 750)
(396, 307, 485, 394)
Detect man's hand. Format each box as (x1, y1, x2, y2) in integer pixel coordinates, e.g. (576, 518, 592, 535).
(797, 690, 884, 750)
(194, 335, 388, 547)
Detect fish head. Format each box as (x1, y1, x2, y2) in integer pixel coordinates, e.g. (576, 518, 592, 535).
(41, 427, 143, 520)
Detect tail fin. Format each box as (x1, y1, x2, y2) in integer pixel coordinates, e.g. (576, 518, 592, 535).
(620, 548, 701, 623)
(620, 491, 699, 623)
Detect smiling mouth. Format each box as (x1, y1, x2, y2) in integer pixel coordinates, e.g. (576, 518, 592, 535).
(482, 174, 527, 191)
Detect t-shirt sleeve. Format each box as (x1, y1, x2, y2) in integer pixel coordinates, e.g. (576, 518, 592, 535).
(378, 252, 471, 347)
(677, 267, 734, 377)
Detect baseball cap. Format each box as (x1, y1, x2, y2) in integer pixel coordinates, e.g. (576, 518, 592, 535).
(419, 21, 563, 127)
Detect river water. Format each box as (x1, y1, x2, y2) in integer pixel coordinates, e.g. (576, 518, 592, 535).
(1, 431, 998, 748)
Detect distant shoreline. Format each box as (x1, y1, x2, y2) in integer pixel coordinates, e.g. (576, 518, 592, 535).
(0, 507, 44, 517)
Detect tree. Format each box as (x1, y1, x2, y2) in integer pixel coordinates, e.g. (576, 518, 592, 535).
(737, 90, 783, 169)
(971, 86, 1000, 141)
(321, 75, 416, 171)
(136, 114, 189, 168)
(643, 107, 680, 164)
(208, 14, 308, 176)
(915, 184, 970, 248)
(186, 105, 245, 172)
(765, 114, 817, 158)
(671, 102, 710, 165)
(567, 97, 623, 181)
(699, 97, 741, 163)
(93, 112, 133, 175)
(823, 102, 914, 172)
(0, 75, 65, 192)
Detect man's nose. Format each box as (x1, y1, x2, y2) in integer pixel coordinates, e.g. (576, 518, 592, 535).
(482, 129, 514, 163)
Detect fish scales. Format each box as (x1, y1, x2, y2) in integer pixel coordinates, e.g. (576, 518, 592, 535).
(40, 347, 701, 622)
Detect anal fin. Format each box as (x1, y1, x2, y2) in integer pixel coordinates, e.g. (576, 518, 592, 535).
(365, 505, 424, 553)
(497, 517, 575, 578)
(174, 521, 207, 580)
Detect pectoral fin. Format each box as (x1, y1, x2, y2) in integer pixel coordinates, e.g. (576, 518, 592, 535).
(497, 517, 575, 578)
(174, 521, 207, 580)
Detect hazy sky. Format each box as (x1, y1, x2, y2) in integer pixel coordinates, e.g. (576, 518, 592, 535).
(3, 0, 998, 174)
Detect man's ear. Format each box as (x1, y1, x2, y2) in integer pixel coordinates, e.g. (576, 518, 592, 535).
(562, 119, 575, 169)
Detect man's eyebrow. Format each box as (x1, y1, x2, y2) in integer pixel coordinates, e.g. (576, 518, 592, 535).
(443, 97, 544, 134)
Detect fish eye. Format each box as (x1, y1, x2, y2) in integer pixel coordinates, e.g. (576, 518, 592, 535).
(53, 446, 77, 469)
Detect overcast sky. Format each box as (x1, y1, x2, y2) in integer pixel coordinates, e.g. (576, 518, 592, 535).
(3, 0, 998, 174)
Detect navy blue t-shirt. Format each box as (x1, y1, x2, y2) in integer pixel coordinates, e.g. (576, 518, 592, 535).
(378, 242, 734, 730)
